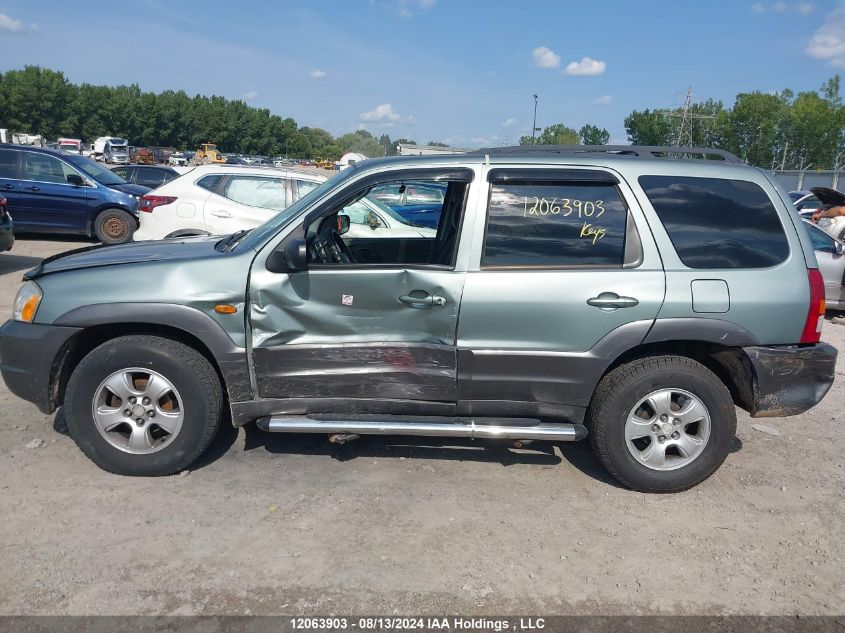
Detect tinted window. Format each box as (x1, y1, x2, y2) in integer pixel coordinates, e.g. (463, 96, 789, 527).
(111, 167, 130, 180)
(197, 174, 222, 192)
(640, 176, 789, 269)
(23, 152, 79, 184)
(482, 182, 628, 267)
(0, 149, 18, 179)
(136, 169, 167, 188)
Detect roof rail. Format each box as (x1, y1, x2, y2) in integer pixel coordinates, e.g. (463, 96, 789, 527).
(471, 145, 744, 164)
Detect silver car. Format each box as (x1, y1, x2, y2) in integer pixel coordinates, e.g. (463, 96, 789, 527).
(804, 220, 845, 310)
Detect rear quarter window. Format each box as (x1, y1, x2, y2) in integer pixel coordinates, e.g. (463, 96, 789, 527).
(639, 175, 789, 269)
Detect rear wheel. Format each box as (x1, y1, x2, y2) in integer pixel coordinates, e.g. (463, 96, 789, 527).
(94, 209, 135, 244)
(64, 335, 223, 476)
(587, 355, 736, 493)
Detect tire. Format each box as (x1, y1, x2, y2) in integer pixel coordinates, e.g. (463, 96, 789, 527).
(64, 335, 223, 476)
(94, 209, 135, 244)
(587, 355, 736, 493)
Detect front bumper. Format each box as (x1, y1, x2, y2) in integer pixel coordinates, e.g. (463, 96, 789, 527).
(0, 320, 81, 414)
(744, 343, 837, 417)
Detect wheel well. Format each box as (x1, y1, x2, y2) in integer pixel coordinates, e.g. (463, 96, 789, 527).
(52, 323, 226, 410)
(605, 340, 755, 413)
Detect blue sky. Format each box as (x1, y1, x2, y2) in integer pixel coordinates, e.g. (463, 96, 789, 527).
(1, 0, 843, 147)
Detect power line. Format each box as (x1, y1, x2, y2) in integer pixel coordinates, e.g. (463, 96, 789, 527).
(661, 87, 714, 147)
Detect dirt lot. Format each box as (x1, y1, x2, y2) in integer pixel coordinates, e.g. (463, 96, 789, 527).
(0, 237, 843, 616)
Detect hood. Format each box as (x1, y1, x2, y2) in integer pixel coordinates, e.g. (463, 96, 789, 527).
(25, 236, 223, 279)
(810, 187, 845, 209)
(109, 182, 151, 197)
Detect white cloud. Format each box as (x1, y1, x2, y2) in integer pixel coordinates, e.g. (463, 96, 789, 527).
(807, 8, 845, 67)
(774, 1, 788, 12)
(591, 95, 612, 105)
(360, 103, 402, 123)
(242, 90, 258, 101)
(0, 13, 25, 32)
(309, 69, 327, 79)
(564, 56, 607, 76)
(797, 2, 814, 14)
(752, 2, 766, 12)
(532, 46, 561, 69)
(501, 117, 517, 127)
(396, 0, 436, 18)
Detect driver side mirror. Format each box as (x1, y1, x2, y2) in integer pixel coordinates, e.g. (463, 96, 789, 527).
(66, 173, 86, 186)
(835, 241, 844, 256)
(336, 214, 351, 235)
(266, 238, 308, 273)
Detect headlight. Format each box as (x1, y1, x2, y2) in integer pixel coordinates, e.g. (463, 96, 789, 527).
(13, 281, 42, 323)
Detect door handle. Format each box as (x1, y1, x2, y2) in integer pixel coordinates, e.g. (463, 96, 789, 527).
(399, 294, 447, 308)
(587, 292, 639, 311)
(209, 210, 232, 218)
(24, 186, 39, 192)
(0, 184, 14, 190)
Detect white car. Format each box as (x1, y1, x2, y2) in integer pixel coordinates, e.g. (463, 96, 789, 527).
(134, 165, 324, 240)
(134, 164, 434, 241)
(804, 220, 845, 310)
(167, 152, 188, 166)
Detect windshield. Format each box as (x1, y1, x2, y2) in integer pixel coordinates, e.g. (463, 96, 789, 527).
(66, 155, 127, 185)
(235, 168, 354, 251)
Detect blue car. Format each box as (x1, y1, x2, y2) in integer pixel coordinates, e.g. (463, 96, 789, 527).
(369, 181, 448, 229)
(0, 144, 146, 244)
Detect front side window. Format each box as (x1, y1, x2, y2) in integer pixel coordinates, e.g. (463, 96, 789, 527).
(222, 176, 289, 210)
(640, 175, 789, 269)
(0, 149, 18, 179)
(23, 153, 79, 184)
(806, 223, 836, 253)
(482, 181, 628, 267)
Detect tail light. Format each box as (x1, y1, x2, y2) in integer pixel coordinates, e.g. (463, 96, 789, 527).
(139, 195, 177, 213)
(799, 269, 826, 344)
(0, 197, 6, 220)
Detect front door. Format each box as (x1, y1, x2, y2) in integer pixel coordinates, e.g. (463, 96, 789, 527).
(17, 151, 89, 232)
(248, 168, 477, 404)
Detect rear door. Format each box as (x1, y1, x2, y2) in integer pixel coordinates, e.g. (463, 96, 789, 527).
(457, 166, 666, 410)
(0, 148, 21, 218)
(202, 174, 291, 234)
(17, 151, 89, 231)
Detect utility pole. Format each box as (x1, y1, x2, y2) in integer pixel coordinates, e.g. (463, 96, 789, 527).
(780, 141, 788, 172)
(663, 87, 714, 148)
(532, 94, 539, 143)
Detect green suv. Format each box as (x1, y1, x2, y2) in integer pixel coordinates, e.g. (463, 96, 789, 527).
(0, 146, 836, 492)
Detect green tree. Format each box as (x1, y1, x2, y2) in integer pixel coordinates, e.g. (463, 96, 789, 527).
(521, 123, 579, 145)
(624, 109, 673, 145)
(579, 124, 610, 145)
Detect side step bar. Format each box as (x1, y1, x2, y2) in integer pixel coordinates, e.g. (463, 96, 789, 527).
(257, 415, 587, 441)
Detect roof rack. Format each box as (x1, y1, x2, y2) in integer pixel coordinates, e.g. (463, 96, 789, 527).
(471, 145, 744, 164)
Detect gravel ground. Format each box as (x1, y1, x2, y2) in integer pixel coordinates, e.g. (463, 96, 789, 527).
(0, 237, 843, 616)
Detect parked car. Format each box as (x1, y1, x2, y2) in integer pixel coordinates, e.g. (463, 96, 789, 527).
(134, 164, 325, 240)
(368, 181, 447, 228)
(111, 164, 180, 189)
(0, 144, 141, 243)
(803, 219, 845, 310)
(104, 138, 130, 165)
(167, 152, 188, 167)
(0, 145, 836, 492)
(0, 195, 13, 252)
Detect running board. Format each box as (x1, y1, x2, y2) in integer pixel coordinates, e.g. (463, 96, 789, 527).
(257, 415, 587, 441)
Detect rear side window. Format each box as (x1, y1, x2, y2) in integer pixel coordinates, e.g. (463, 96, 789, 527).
(197, 174, 222, 192)
(640, 175, 789, 268)
(0, 149, 17, 179)
(482, 181, 628, 267)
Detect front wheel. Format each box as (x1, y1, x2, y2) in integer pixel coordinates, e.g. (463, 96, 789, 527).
(64, 335, 223, 476)
(587, 355, 736, 493)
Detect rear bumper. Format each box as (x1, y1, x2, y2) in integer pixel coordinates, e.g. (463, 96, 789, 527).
(743, 343, 837, 417)
(0, 320, 81, 414)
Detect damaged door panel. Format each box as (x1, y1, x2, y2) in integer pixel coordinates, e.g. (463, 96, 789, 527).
(249, 267, 465, 400)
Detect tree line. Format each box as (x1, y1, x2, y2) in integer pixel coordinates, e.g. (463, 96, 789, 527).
(1, 65, 843, 168)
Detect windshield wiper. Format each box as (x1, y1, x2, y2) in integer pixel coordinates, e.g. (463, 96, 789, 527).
(216, 229, 250, 252)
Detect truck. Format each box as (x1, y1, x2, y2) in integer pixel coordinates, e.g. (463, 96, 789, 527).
(57, 138, 83, 154)
(104, 138, 130, 165)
